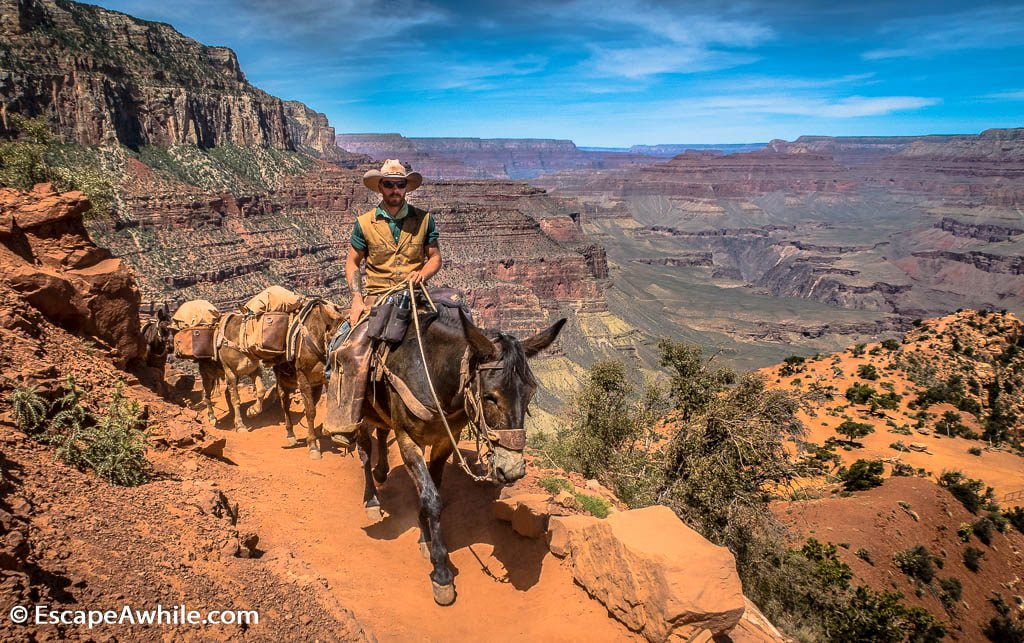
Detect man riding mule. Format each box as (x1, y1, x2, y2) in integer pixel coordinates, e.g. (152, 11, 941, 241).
(323, 160, 566, 605)
(326, 158, 441, 448)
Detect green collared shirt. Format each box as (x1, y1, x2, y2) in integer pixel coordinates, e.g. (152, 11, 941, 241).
(350, 203, 439, 250)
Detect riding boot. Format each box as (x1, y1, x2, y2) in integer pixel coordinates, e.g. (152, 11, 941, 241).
(324, 320, 373, 448)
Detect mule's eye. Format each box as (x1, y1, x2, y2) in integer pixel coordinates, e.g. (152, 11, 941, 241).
(483, 394, 498, 404)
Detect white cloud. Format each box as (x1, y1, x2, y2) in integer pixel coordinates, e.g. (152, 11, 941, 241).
(544, 0, 774, 79)
(863, 5, 1024, 59)
(681, 95, 940, 118)
(985, 90, 1024, 101)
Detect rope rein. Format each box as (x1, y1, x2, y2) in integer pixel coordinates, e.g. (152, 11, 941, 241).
(407, 281, 497, 483)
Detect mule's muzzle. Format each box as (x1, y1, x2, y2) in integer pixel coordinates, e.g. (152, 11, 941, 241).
(490, 433, 527, 484)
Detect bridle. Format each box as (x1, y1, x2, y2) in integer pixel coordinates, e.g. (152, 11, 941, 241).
(407, 282, 527, 483)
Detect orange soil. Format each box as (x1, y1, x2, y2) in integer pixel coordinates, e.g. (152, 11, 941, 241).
(203, 393, 636, 641)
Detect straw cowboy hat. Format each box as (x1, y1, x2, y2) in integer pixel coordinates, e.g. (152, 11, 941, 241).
(362, 159, 423, 193)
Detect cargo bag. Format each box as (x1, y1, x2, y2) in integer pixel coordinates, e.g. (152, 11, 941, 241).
(260, 312, 290, 353)
(173, 326, 215, 359)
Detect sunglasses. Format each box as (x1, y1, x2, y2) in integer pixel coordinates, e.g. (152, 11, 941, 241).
(380, 180, 407, 189)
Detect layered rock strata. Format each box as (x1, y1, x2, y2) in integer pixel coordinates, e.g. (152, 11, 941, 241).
(0, 0, 337, 158)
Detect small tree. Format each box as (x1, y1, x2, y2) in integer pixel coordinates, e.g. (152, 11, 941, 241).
(840, 460, 885, 491)
(845, 383, 876, 404)
(837, 420, 874, 443)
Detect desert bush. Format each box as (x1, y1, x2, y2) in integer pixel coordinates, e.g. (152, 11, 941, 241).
(780, 355, 806, 376)
(857, 364, 879, 380)
(972, 517, 996, 545)
(938, 471, 993, 514)
(958, 523, 973, 542)
(845, 383, 876, 404)
(985, 594, 1024, 642)
(839, 460, 884, 491)
(1005, 507, 1024, 534)
(882, 339, 901, 351)
(851, 343, 867, 357)
(538, 476, 573, 495)
(968, 446, 983, 456)
(855, 547, 873, 565)
(6, 385, 48, 435)
(963, 546, 985, 572)
(575, 493, 610, 518)
(41, 380, 149, 486)
(893, 545, 936, 583)
(938, 577, 962, 610)
(892, 463, 916, 477)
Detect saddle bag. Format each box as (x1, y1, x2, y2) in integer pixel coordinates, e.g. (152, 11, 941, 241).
(258, 312, 290, 353)
(366, 301, 395, 341)
(367, 293, 412, 344)
(173, 326, 215, 360)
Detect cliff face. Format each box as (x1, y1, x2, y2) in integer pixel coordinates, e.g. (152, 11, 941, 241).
(283, 101, 366, 165)
(538, 130, 1024, 333)
(336, 132, 658, 180)
(0, 0, 336, 158)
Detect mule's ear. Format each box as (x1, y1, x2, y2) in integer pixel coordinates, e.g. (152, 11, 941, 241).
(459, 308, 498, 361)
(522, 318, 566, 357)
(157, 307, 169, 322)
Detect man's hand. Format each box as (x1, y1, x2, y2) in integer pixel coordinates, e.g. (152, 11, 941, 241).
(348, 296, 366, 326)
(408, 270, 428, 286)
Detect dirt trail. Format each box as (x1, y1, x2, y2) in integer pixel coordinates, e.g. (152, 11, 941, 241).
(204, 400, 633, 641)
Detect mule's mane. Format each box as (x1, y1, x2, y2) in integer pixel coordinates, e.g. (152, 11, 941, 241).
(487, 332, 537, 388)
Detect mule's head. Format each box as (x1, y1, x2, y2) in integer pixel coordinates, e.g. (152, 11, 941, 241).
(146, 306, 174, 357)
(461, 313, 566, 484)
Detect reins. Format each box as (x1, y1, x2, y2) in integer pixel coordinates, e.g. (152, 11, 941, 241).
(407, 280, 498, 483)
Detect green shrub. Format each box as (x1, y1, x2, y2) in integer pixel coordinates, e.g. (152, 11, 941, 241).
(893, 545, 936, 584)
(972, 517, 995, 545)
(938, 577, 962, 610)
(892, 463, 915, 477)
(851, 343, 867, 357)
(1005, 507, 1024, 534)
(845, 383, 876, 404)
(42, 381, 149, 486)
(938, 471, 993, 514)
(538, 476, 573, 495)
(968, 446, 982, 456)
(958, 523, 973, 542)
(882, 339, 901, 351)
(855, 547, 873, 565)
(872, 392, 902, 410)
(963, 546, 985, 572)
(985, 594, 1024, 641)
(858, 364, 879, 380)
(6, 385, 47, 435)
(780, 355, 806, 376)
(840, 460, 885, 491)
(575, 493, 610, 518)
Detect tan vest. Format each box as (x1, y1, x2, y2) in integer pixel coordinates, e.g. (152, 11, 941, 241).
(357, 205, 431, 294)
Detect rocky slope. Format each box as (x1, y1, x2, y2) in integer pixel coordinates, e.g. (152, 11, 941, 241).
(0, 0, 338, 158)
(761, 310, 1024, 640)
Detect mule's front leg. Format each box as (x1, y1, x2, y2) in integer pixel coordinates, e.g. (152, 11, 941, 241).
(357, 428, 382, 520)
(198, 362, 218, 426)
(246, 371, 267, 418)
(296, 370, 321, 460)
(395, 429, 455, 606)
(372, 426, 391, 484)
(224, 370, 248, 432)
(273, 365, 296, 447)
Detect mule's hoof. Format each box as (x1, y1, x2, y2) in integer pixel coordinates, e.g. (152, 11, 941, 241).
(372, 468, 388, 484)
(419, 541, 431, 559)
(431, 581, 456, 606)
(309, 449, 322, 461)
(285, 436, 298, 447)
(235, 426, 250, 433)
(245, 408, 262, 419)
(365, 505, 383, 522)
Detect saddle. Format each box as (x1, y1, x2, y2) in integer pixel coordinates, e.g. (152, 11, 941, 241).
(170, 299, 220, 360)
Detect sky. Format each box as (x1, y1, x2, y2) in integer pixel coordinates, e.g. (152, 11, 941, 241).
(93, 0, 1024, 147)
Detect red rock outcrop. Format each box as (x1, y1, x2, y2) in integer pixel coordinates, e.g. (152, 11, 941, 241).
(0, 184, 142, 365)
(548, 506, 746, 642)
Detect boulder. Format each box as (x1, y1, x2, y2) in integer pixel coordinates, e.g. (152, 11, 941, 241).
(727, 597, 787, 642)
(493, 493, 558, 538)
(547, 505, 745, 642)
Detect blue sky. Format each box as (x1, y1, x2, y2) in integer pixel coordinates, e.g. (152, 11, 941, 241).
(94, 0, 1024, 146)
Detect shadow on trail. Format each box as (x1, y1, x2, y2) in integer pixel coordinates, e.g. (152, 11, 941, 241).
(362, 448, 547, 592)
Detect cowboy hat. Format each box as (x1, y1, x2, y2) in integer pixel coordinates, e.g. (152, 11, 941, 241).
(362, 159, 423, 193)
